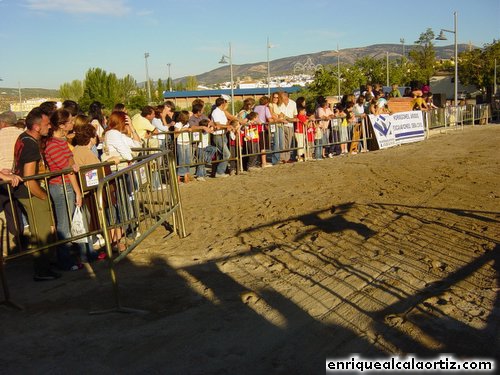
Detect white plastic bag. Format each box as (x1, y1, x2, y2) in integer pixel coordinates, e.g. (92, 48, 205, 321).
(71, 206, 88, 243)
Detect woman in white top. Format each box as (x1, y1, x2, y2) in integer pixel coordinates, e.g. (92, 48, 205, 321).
(103, 111, 142, 169)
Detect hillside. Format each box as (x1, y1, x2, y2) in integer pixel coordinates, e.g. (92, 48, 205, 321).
(181, 43, 473, 85)
(0, 88, 59, 112)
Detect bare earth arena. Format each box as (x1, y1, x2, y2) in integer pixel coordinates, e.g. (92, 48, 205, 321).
(1, 125, 499, 374)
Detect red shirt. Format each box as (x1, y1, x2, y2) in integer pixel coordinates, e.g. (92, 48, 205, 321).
(296, 114, 308, 133)
(44, 137, 73, 184)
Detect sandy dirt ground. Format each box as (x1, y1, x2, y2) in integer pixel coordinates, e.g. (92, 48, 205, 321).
(1, 125, 499, 374)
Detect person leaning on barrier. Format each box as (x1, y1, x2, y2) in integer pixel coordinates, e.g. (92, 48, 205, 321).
(253, 96, 274, 168)
(278, 91, 298, 163)
(43, 109, 84, 271)
(210, 97, 235, 178)
(73, 124, 122, 256)
(173, 110, 193, 183)
(102, 111, 142, 169)
(12, 107, 62, 281)
(189, 105, 215, 181)
(131, 105, 158, 147)
(0, 169, 22, 187)
(151, 104, 171, 149)
(0, 111, 26, 245)
(269, 92, 285, 165)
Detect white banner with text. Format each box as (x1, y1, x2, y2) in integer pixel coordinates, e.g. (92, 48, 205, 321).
(369, 111, 425, 149)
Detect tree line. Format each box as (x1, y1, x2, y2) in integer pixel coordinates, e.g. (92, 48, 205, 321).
(59, 33, 499, 112)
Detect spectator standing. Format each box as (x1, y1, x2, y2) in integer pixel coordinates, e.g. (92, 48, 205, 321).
(173, 111, 193, 183)
(253, 96, 273, 168)
(43, 109, 84, 271)
(210, 97, 232, 178)
(13, 108, 61, 281)
(0, 110, 25, 249)
(389, 84, 402, 98)
(295, 106, 308, 161)
(316, 98, 334, 158)
(89, 101, 106, 155)
(131, 105, 157, 145)
(278, 91, 298, 163)
(269, 93, 284, 165)
(189, 105, 215, 181)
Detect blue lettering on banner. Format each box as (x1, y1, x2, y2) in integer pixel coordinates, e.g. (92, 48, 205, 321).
(395, 130, 425, 138)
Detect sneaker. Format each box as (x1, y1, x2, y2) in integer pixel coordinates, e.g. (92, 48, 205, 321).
(34, 270, 62, 281)
(215, 173, 228, 178)
(97, 252, 107, 260)
(196, 176, 206, 182)
(69, 263, 84, 271)
(328, 153, 334, 158)
(229, 170, 236, 176)
(263, 164, 273, 168)
(155, 183, 168, 190)
(93, 235, 105, 250)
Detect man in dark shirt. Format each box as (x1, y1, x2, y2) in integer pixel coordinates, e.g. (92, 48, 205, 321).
(14, 107, 61, 281)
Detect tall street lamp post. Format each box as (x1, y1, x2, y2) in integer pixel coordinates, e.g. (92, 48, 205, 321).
(144, 52, 151, 103)
(167, 63, 172, 92)
(337, 44, 341, 99)
(267, 37, 272, 97)
(219, 42, 234, 115)
(436, 11, 458, 106)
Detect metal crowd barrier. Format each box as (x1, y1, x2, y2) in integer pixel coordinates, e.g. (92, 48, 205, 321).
(156, 129, 241, 176)
(0, 150, 185, 312)
(423, 104, 491, 136)
(156, 117, 375, 175)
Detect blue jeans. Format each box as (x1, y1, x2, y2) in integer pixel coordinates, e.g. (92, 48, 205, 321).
(314, 139, 323, 159)
(176, 143, 192, 177)
(49, 183, 85, 268)
(322, 128, 330, 155)
(196, 145, 217, 177)
(213, 135, 230, 175)
(271, 125, 284, 165)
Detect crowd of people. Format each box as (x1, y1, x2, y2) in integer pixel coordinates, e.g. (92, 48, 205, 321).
(0, 82, 438, 281)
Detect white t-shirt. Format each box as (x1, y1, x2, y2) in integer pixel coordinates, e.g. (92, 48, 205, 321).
(174, 122, 191, 144)
(211, 107, 227, 135)
(279, 99, 297, 127)
(103, 129, 142, 162)
(151, 117, 168, 141)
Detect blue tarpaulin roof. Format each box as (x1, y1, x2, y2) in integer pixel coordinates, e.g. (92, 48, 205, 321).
(162, 86, 301, 99)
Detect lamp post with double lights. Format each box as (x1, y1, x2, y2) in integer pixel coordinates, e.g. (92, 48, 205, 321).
(436, 11, 458, 106)
(219, 42, 234, 114)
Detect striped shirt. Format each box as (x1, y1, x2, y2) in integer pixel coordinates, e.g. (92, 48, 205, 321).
(44, 137, 73, 184)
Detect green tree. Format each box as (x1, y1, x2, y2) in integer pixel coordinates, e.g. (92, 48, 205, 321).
(59, 80, 83, 101)
(156, 78, 165, 102)
(128, 92, 148, 111)
(118, 74, 138, 104)
(80, 68, 121, 110)
(458, 40, 500, 100)
(354, 57, 386, 85)
(186, 76, 198, 91)
(408, 28, 436, 84)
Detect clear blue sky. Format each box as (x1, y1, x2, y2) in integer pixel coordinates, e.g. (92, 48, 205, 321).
(0, 0, 499, 89)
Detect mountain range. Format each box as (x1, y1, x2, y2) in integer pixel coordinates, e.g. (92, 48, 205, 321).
(180, 43, 473, 86)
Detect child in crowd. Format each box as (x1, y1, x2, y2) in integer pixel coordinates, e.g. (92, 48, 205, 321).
(228, 119, 241, 174)
(296, 106, 308, 162)
(174, 111, 193, 183)
(193, 119, 216, 181)
(243, 112, 260, 170)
